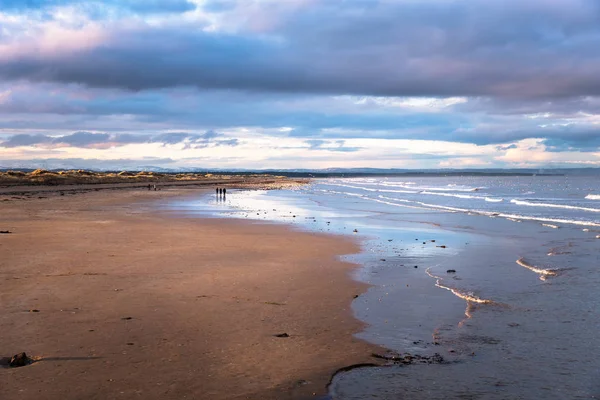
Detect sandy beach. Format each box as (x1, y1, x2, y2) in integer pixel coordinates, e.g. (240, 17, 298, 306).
(0, 186, 381, 399)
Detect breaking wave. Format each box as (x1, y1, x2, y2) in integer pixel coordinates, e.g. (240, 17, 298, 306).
(510, 199, 600, 213)
(586, 194, 600, 200)
(516, 258, 558, 281)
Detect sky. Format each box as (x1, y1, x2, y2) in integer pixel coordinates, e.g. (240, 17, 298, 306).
(1, 0, 600, 170)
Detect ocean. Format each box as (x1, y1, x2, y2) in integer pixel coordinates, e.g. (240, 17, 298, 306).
(165, 175, 600, 399)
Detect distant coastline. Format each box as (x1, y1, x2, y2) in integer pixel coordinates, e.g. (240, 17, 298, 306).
(0, 168, 577, 182)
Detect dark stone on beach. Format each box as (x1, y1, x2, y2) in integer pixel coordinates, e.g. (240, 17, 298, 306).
(414, 265, 418, 268)
(380, 259, 386, 261)
(9, 353, 30, 367)
(274, 333, 290, 338)
(446, 269, 456, 273)
(422, 242, 426, 244)
(353, 229, 358, 233)
(0, 230, 11, 234)
(437, 245, 447, 248)
(29, 309, 40, 313)
(126, 343, 134, 346)
(121, 317, 133, 320)
(388, 239, 393, 242)
(431, 240, 436, 242)
(353, 294, 359, 299)
(508, 323, 520, 327)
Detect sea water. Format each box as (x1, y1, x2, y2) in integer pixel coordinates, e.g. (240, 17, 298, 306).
(165, 175, 600, 399)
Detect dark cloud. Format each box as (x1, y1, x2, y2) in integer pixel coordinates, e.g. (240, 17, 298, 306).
(2, 1, 600, 97)
(496, 144, 518, 151)
(53, 131, 110, 146)
(0, 130, 240, 148)
(1, 134, 53, 147)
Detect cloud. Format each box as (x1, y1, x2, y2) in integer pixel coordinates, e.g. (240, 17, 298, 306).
(1, 0, 600, 169)
(0, 0, 196, 14)
(0, 157, 177, 170)
(305, 139, 361, 152)
(496, 144, 518, 151)
(0, 130, 240, 149)
(0, 134, 53, 147)
(2, 0, 600, 98)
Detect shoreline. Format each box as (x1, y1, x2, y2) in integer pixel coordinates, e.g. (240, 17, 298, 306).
(0, 185, 383, 399)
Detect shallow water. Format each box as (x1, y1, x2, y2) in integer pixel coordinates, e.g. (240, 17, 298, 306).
(163, 176, 600, 399)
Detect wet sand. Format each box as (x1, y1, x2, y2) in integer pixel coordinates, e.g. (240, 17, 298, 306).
(0, 187, 381, 399)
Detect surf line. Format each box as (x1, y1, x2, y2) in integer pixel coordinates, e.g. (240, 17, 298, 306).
(516, 258, 558, 281)
(425, 267, 496, 328)
(425, 268, 492, 305)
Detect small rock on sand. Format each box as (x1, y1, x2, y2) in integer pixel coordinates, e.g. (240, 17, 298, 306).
(9, 353, 30, 368)
(0, 230, 11, 234)
(446, 269, 456, 273)
(274, 333, 290, 338)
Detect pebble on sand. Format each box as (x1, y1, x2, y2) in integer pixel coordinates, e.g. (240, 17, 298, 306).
(9, 352, 30, 368)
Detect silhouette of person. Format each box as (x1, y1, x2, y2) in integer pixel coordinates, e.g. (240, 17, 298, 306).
(223, 188, 226, 196)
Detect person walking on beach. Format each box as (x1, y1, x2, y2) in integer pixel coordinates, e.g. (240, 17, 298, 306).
(223, 188, 226, 196)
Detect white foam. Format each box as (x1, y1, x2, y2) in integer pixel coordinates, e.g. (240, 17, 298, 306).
(376, 195, 600, 227)
(510, 199, 600, 213)
(586, 194, 600, 200)
(542, 223, 559, 229)
(425, 268, 493, 305)
(516, 258, 558, 281)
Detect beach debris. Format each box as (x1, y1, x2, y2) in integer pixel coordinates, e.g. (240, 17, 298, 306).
(371, 352, 445, 365)
(353, 294, 359, 299)
(274, 333, 290, 338)
(353, 229, 358, 233)
(126, 343, 135, 346)
(388, 239, 393, 242)
(446, 269, 456, 274)
(264, 301, 286, 306)
(431, 240, 436, 242)
(437, 245, 447, 248)
(380, 258, 386, 261)
(9, 352, 31, 368)
(0, 230, 12, 234)
(508, 323, 520, 327)
(121, 317, 133, 320)
(29, 309, 40, 313)
(414, 265, 418, 268)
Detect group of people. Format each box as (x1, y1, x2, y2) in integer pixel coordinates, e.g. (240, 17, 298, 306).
(216, 187, 227, 197)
